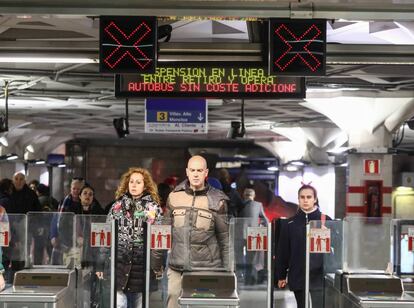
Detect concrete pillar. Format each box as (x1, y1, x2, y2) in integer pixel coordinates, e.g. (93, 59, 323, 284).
(347, 153, 393, 217)
(302, 95, 414, 217)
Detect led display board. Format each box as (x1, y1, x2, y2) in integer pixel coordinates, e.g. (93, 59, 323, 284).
(269, 19, 326, 76)
(99, 16, 157, 74)
(115, 66, 305, 99)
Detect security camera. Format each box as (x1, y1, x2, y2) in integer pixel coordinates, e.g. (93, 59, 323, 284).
(113, 117, 129, 138)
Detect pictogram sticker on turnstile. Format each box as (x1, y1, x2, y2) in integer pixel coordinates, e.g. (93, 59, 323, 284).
(408, 227, 414, 252)
(150, 225, 171, 250)
(247, 227, 268, 251)
(0, 222, 9, 247)
(90, 223, 111, 247)
(310, 228, 331, 253)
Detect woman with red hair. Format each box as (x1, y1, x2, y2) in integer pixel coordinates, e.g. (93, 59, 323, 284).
(96, 167, 163, 308)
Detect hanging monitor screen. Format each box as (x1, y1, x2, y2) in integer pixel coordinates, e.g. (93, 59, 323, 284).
(115, 66, 305, 99)
(269, 19, 326, 76)
(99, 16, 157, 74)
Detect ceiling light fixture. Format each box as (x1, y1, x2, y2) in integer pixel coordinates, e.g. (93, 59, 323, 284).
(267, 166, 279, 171)
(291, 160, 305, 166)
(4, 153, 18, 160)
(0, 136, 8, 147)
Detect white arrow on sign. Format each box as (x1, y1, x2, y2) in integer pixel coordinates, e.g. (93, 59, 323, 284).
(197, 113, 204, 121)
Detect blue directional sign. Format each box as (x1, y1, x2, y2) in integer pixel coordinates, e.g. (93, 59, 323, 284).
(145, 98, 207, 134)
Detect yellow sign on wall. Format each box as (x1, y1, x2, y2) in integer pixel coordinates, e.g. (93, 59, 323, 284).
(157, 111, 168, 122)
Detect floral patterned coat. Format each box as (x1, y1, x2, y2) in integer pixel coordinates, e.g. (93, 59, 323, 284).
(97, 193, 162, 292)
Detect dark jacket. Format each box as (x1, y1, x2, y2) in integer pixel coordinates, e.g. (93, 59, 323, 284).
(10, 185, 41, 214)
(239, 199, 267, 227)
(276, 207, 331, 291)
(97, 193, 162, 292)
(58, 194, 81, 214)
(38, 195, 59, 211)
(165, 180, 229, 271)
(0, 192, 12, 213)
(76, 204, 107, 268)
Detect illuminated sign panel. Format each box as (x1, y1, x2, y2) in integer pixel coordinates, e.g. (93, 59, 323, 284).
(269, 19, 326, 76)
(99, 16, 157, 74)
(115, 66, 305, 98)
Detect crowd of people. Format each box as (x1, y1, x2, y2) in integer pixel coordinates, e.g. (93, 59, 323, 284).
(0, 156, 328, 308)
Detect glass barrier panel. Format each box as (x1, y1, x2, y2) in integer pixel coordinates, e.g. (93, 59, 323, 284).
(92, 218, 115, 308)
(391, 219, 414, 276)
(28, 211, 75, 268)
(1, 214, 27, 284)
(74, 214, 108, 308)
(148, 215, 251, 307)
(307, 220, 344, 308)
(343, 216, 391, 272)
(147, 222, 173, 308)
(230, 217, 269, 308)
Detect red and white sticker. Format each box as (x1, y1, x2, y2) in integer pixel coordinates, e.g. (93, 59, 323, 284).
(310, 228, 331, 254)
(364, 159, 380, 174)
(0, 222, 9, 247)
(246, 227, 268, 251)
(408, 227, 414, 252)
(90, 223, 111, 247)
(150, 225, 171, 250)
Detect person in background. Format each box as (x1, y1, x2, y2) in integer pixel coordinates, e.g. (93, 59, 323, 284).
(50, 177, 85, 265)
(96, 167, 163, 308)
(0, 179, 13, 214)
(7, 173, 41, 275)
(240, 188, 267, 224)
(218, 168, 244, 217)
(36, 184, 59, 211)
(157, 182, 171, 214)
(239, 188, 267, 285)
(276, 184, 331, 308)
(207, 177, 223, 190)
(78, 184, 105, 216)
(76, 184, 105, 307)
(57, 177, 85, 213)
(0, 203, 8, 291)
(28, 180, 40, 192)
(165, 155, 229, 308)
(163, 176, 178, 190)
(10, 173, 41, 214)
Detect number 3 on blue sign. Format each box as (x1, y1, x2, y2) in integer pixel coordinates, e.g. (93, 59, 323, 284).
(157, 112, 168, 122)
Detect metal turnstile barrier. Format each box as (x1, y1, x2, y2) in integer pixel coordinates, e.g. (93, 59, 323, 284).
(325, 271, 414, 308)
(178, 271, 239, 307)
(0, 268, 77, 308)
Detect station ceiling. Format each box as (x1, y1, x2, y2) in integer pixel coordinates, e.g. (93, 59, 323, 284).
(0, 1, 413, 161)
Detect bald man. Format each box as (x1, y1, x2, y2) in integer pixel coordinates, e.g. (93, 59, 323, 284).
(10, 173, 41, 214)
(165, 155, 230, 308)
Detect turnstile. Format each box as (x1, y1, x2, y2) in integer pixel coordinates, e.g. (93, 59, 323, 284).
(179, 271, 239, 307)
(325, 271, 414, 308)
(0, 268, 76, 308)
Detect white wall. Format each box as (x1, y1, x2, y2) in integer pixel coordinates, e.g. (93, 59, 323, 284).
(279, 165, 336, 218)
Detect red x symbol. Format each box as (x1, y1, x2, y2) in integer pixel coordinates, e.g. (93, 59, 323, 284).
(274, 24, 322, 72)
(103, 21, 152, 69)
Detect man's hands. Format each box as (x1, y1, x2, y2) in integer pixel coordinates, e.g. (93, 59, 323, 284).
(96, 272, 104, 279)
(51, 237, 59, 248)
(278, 279, 287, 288)
(0, 274, 5, 291)
(153, 266, 164, 280)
